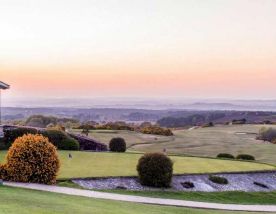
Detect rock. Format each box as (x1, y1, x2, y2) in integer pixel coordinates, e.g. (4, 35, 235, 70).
(253, 181, 269, 189)
(116, 186, 127, 190)
(181, 181, 195, 189)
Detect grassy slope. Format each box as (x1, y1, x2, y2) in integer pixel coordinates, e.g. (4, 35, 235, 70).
(0, 186, 270, 214)
(102, 189, 276, 205)
(130, 125, 276, 164)
(70, 129, 173, 148)
(0, 151, 274, 179)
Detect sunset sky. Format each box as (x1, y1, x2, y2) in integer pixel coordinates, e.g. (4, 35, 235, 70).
(1, 0, 276, 105)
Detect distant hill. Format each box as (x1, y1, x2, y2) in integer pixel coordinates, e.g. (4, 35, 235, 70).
(157, 111, 276, 127)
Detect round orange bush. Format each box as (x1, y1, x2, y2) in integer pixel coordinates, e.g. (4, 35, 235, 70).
(3, 134, 60, 184)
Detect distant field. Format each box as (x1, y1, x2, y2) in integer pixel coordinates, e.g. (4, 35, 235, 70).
(0, 151, 273, 179)
(71, 125, 276, 164)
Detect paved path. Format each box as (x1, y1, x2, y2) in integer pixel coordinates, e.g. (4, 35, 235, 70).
(4, 182, 276, 212)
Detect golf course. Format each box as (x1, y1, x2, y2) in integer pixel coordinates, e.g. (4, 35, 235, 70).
(0, 150, 274, 180)
(1, 124, 276, 213)
(71, 124, 276, 164)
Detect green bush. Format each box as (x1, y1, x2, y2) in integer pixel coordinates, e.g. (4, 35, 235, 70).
(232, 118, 246, 125)
(41, 130, 79, 150)
(257, 127, 276, 142)
(109, 137, 126, 152)
(236, 154, 255, 161)
(60, 137, 80, 150)
(209, 175, 228, 185)
(0, 138, 7, 150)
(3, 127, 38, 148)
(137, 153, 173, 187)
(217, 153, 235, 159)
(202, 122, 214, 128)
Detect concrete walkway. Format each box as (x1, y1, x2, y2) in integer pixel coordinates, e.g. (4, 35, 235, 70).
(4, 182, 276, 212)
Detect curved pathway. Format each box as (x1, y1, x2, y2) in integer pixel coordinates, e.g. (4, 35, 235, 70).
(4, 182, 276, 212)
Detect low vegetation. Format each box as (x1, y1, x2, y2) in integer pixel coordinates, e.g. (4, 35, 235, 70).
(42, 129, 79, 150)
(209, 175, 228, 185)
(96, 121, 134, 131)
(3, 127, 38, 148)
(232, 119, 247, 125)
(257, 127, 276, 143)
(217, 153, 235, 159)
(109, 137, 126, 152)
(202, 122, 214, 128)
(139, 126, 173, 136)
(137, 153, 173, 187)
(3, 127, 79, 150)
(236, 154, 255, 161)
(0, 134, 60, 184)
(25, 114, 78, 128)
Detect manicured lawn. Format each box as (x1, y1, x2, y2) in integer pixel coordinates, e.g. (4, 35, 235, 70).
(103, 189, 276, 205)
(0, 151, 274, 180)
(0, 186, 269, 214)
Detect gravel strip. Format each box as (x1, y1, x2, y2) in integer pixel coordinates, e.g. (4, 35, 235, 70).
(73, 172, 276, 192)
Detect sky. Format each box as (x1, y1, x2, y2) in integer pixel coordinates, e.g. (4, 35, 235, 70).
(0, 0, 276, 105)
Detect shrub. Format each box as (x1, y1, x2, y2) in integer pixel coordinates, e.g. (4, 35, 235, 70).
(81, 128, 90, 136)
(0, 138, 7, 150)
(3, 127, 38, 148)
(181, 181, 194, 189)
(41, 130, 79, 150)
(137, 153, 173, 187)
(217, 153, 235, 159)
(60, 137, 80, 150)
(1, 134, 60, 184)
(109, 137, 126, 152)
(140, 126, 173, 136)
(236, 154, 255, 160)
(202, 122, 214, 128)
(232, 118, 246, 125)
(209, 175, 228, 185)
(77, 124, 95, 130)
(0, 164, 8, 179)
(96, 122, 134, 131)
(257, 127, 276, 142)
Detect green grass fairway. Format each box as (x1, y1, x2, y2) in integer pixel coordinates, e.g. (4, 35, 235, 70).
(0, 151, 273, 179)
(44, 152, 276, 179)
(0, 186, 268, 214)
(129, 125, 276, 164)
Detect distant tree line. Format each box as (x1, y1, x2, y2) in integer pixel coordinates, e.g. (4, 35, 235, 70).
(157, 112, 225, 128)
